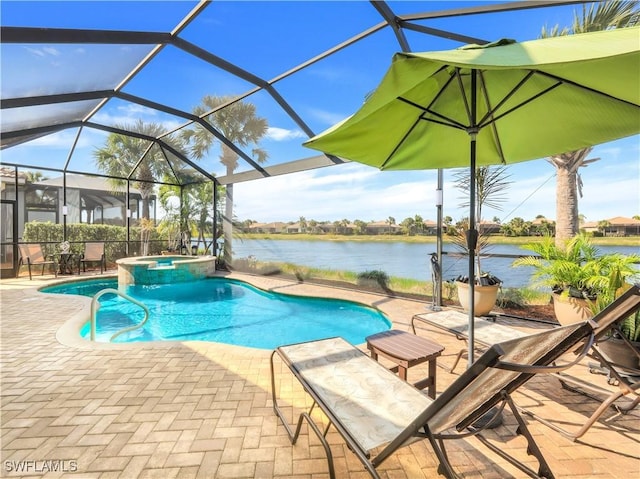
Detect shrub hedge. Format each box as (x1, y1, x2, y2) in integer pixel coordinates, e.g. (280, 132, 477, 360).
(22, 221, 165, 264)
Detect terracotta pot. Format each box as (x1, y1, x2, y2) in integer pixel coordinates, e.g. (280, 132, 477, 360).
(456, 281, 499, 317)
(551, 293, 593, 326)
(597, 337, 640, 373)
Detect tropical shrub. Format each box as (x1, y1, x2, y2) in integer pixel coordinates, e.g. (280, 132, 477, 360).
(514, 234, 640, 341)
(357, 270, 390, 289)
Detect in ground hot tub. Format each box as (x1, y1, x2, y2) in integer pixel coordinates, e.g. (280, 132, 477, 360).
(117, 255, 216, 286)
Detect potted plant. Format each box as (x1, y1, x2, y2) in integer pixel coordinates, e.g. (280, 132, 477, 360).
(450, 166, 511, 316)
(513, 234, 640, 325)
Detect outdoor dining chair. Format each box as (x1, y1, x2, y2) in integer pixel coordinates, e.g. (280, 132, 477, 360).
(17, 244, 58, 280)
(78, 242, 106, 274)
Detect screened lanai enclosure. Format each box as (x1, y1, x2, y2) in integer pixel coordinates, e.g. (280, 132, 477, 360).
(1, 0, 632, 280)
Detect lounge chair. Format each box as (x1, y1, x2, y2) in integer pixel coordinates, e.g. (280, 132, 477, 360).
(17, 244, 58, 280)
(411, 309, 527, 373)
(271, 321, 595, 479)
(412, 284, 640, 441)
(526, 284, 640, 440)
(78, 242, 106, 274)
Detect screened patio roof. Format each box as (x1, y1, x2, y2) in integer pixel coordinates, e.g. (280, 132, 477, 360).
(1, 0, 591, 188)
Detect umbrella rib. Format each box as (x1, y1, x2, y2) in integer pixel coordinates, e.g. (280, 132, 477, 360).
(536, 70, 640, 109)
(419, 116, 467, 130)
(477, 70, 536, 127)
(386, 69, 467, 169)
(397, 65, 466, 129)
(397, 97, 467, 130)
(477, 71, 507, 164)
(479, 82, 563, 129)
(454, 68, 473, 129)
(380, 116, 422, 170)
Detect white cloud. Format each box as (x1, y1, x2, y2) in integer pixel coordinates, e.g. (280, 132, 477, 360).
(42, 47, 60, 56)
(27, 128, 107, 149)
(118, 103, 158, 117)
(91, 107, 183, 132)
(234, 163, 443, 222)
(233, 153, 639, 225)
(266, 127, 306, 141)
(24, 47, 43, 57)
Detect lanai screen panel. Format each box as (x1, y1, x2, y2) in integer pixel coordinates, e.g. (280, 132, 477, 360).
(1, 43, 157, 145)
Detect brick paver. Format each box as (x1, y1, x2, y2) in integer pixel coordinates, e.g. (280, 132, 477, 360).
(1, 271, 638, 478)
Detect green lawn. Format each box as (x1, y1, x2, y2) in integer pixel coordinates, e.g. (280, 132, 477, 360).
(239, 233, 639, 247)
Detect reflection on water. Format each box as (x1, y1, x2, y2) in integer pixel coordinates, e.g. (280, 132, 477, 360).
(233, 239, 639, 288)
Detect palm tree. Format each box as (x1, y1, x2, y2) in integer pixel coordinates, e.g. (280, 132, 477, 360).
(597, 220, 612, 236)
(23, 170, 47, 184)
(94, 119, 175, 220)
(453, 165, 511, 283)
(299, 216, 307, 233)
(386, 216, 396, 234)
(183, 96, 268, 263)
(401, 217, 415, 236)
(185, 181, 217, 253)
(354, 219, 367, 235)
(414, 214, 424, 234)
(541, 1, 639, 246)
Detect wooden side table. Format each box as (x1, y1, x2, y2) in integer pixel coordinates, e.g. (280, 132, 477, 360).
(366, 330, 445, 398)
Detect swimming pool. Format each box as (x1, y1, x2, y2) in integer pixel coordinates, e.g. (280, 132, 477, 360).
(42, 278, 391, 349)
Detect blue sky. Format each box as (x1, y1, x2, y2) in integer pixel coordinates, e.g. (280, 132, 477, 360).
(2, 1, 638, 225)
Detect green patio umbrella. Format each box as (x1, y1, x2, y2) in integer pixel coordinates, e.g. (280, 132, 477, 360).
(304, 27, 640, 364)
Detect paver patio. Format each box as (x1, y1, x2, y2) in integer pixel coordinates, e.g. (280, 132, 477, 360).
(1, 270, 638, 478)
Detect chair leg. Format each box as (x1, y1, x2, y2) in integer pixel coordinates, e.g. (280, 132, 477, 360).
(476, 394, 556, 479)
(27, 261, 32, 280)
(451, 349, 465, 373)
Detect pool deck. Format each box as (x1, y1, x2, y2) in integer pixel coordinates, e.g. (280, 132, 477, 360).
(1, 269, 638, 478)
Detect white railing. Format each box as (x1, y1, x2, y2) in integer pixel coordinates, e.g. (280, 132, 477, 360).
(90, 288, 150, 342)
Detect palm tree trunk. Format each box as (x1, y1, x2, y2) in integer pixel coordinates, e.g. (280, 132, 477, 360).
(555, 163, 579, 247)
(223, 183, 233, 264)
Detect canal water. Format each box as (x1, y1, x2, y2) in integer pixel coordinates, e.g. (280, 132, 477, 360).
(232, 239, 639, 288)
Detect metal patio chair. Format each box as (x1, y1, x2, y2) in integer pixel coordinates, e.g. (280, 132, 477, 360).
(17, 243, 58, 280)
(78, 242, 106, 274)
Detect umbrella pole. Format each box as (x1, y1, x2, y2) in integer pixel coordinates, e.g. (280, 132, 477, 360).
(434, 169, 443, 310)
(467, 150, 477, 366)
(467, 69, 479, 367)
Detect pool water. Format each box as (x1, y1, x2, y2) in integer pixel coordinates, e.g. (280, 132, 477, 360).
(42, 278, 391, 349)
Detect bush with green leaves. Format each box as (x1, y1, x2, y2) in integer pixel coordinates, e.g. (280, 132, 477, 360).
(357, 270, 390, 289)
(514, 234, 640, 342)
(513, 234, 639, 299)
(22, 221, 163, 263)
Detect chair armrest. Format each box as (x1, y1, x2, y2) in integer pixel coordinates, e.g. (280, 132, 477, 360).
(494, 332, 594, 374)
